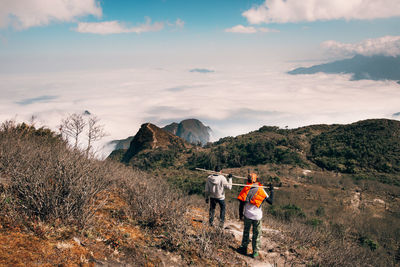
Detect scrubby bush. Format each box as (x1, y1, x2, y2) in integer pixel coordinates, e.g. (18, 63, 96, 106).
(268, 204, 306, 222)
(0, 121, 112, 228)
(118, 170, 188, 229)
(315, 206, 325, 217)
(129, 148, 180, 170)
(117, 168, 237, 260)
(265, 217, 393, 266)
(117, 168, 195, 253)
(359, 236, 379, 251)
(306, 218, 323, 227)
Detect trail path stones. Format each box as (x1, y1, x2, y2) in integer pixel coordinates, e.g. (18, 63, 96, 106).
(190, 207, 302, 266)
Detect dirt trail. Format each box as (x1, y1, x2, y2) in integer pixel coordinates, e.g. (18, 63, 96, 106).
(190, 208, 301, 267)
(225, 220, 279, 267)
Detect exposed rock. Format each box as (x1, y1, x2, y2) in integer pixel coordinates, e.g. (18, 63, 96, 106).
(122, 123, 189, 163)
(110, 119, 211, 153)
(163, 119, 211, 145)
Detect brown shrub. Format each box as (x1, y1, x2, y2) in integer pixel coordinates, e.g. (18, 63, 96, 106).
(117, 168, 238, 263)
(117, 168, 190, 250)
(264, 216, 394, 266)
(0, 121, 112, 228)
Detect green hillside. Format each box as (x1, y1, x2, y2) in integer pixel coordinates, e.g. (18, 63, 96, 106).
(309, 119, 400, 185)
(187, 126, 306, 170)
(113, 119, 400, 186)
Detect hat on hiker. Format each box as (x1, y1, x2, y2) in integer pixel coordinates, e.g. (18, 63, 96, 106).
(249, 173, 257, 183)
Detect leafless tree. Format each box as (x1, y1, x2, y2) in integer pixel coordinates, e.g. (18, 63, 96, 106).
(59, 113, 86, 149)
(59, 113, 107, 156)
(86, 115, 107, 156)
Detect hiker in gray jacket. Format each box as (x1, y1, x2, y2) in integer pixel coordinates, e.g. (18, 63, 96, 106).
(205, 165, 232, 227)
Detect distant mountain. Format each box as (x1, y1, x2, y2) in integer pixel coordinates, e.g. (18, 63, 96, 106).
(162, 122, 179, 135)
(288, 55, 400, 82)
(163, 119, 212, 145)
(109, 136, 134, 151)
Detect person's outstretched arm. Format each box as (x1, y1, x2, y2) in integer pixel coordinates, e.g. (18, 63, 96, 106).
(223, 174, 232, 190)
(265, 185, 274, 205)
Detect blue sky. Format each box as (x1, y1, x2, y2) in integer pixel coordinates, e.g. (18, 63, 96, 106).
(1, 0, 399, 72)
(1, 0, 400, 153)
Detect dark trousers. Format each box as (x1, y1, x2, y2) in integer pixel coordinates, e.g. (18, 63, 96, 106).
(209, 198, 226, 226)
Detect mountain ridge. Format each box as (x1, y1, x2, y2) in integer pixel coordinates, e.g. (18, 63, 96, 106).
(111, 118, 400, 186)
(288, 54, 400, 82)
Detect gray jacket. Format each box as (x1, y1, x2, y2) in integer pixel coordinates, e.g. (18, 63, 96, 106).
(205, 174, 232, 200)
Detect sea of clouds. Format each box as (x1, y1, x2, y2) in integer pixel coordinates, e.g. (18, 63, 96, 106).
(1, 64, 399, 157)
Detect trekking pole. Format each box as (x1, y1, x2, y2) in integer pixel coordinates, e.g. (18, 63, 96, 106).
(195, 167, 247, 180)
(196, 168, 279, 189)
(231, 183, 272, 189)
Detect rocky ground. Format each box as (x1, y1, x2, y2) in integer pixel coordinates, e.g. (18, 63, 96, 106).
(189, 207, 303, 267)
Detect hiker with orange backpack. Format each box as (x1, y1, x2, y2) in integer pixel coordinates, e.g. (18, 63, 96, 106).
(236, 173, 274, 258)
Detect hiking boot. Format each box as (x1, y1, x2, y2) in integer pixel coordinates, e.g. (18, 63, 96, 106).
(237, 246, 247, 255)
(219, 221, 224, 228)
(252, 251, 259, 258)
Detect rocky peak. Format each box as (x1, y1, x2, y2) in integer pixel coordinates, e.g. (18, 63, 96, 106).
(122, 123, 188, 163)
(163, 119, 211, 145)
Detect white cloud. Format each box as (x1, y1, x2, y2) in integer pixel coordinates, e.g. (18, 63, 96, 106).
(225, 25, 279, 34)
(322, 35, 400, 57)
(0, 0, 101, 29)
(243, 0, 400, 24)
(258, 27, 279, 33)
(76, 21, 129, 34)
(1, 65, 399, 157)
(76, 17, 164, 34)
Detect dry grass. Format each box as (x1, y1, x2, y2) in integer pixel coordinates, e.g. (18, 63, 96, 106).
(262, 182, 398, 266)
(0, 187, 153, 266)
(116, 169, 243, 265)
(263, 217, 394, 266)
(0, 121, 112, 228)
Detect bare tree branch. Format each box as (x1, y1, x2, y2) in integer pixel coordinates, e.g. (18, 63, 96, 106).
(86, 115, 107, 156)
(59, 113, 86, 149)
